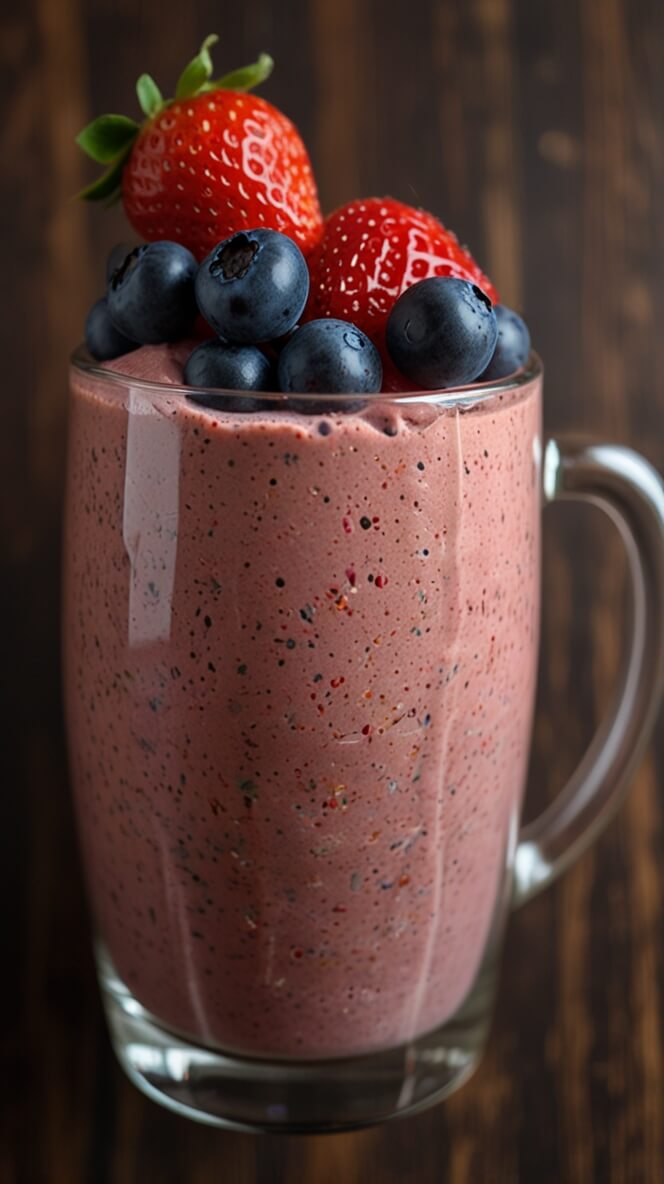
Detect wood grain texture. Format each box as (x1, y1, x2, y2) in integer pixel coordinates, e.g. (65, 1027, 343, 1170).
(1, 0, 662, 1180)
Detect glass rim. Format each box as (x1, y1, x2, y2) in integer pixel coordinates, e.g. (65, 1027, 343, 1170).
(70, 344, 543, 407)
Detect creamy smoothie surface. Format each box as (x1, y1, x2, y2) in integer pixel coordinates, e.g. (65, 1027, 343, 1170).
(64, 348, 541, 1058)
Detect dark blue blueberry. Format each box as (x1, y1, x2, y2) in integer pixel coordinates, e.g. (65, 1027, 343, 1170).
(277, 319, 382, 410)
(184, 340, 276, 413)
(386, 277, 498, 389)
(106, 242, 136, 284)
(285, 395, 368, 415)
(269, 325, 300, 353)
(107, 241, 197, 344)
(186, 391, 273, 413)
(195, 229, 309, 343)
(259, 325, 300, 368)
(184, 339, 275, 390)
(84, 297, 138, 362)
(478, 305, 531, 381)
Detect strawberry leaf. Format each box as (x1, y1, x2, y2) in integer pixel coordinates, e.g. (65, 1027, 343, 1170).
(136, 73, 163, 118)
(76, 114, 139, 164)
(210, 52, 274, 93)
(77, 146, 132, 203)
(175, 33, 219, 100)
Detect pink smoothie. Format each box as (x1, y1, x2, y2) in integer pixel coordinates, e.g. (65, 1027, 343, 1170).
(64, 347, 541, 1059)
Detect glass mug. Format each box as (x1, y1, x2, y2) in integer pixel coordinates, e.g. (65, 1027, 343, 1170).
(63, 350, 664, 1132)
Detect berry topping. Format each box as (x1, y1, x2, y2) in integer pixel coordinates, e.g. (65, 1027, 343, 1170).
(386, 277, 498, 389)
(107, 241, 197, 344)
(84, 297, 139, 362)
(106, 242, 137, 283)
(76, 35, 323, 260)
(305, 197, 498, 356)
(76, 40, 531, 400)
(187, 391, 275, 414)
(267, 325, 301, 354)
(479, 305, 531, 380)
(184, 339, 275, 394)
(278, 319, 382, 396)
(195, 229, 309, 343)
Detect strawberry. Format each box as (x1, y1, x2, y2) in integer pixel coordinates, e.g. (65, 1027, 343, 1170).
(76, 35, 323, 260)
(305, 197, 498, 386)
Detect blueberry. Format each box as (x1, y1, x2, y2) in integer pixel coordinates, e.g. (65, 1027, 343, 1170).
(184, 340, 276, 412)
(269, 325, 300, 353)
(479, 305, 531, 380)
(106, 242, 136, 284)
(195, 229, 309, 343)
(107, 241, 197, 344)
(277, 319, 382, 407)
(184, 338, 274, 390)
(187, 391, 275, 413)
(386, 277, 498, 389)
(284, 395, 368, 415)
(84, 297, 138, 362)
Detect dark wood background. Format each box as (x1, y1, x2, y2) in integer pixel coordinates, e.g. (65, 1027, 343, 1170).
(2, 0, 663, 1180)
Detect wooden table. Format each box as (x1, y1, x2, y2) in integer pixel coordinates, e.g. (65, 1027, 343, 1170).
(3, 0, 662, 1179)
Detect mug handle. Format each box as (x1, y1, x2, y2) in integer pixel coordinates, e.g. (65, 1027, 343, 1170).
(513, 436, 664, 907)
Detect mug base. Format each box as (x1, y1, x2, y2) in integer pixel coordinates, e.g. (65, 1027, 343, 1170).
(97, 943, 492, 1133)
